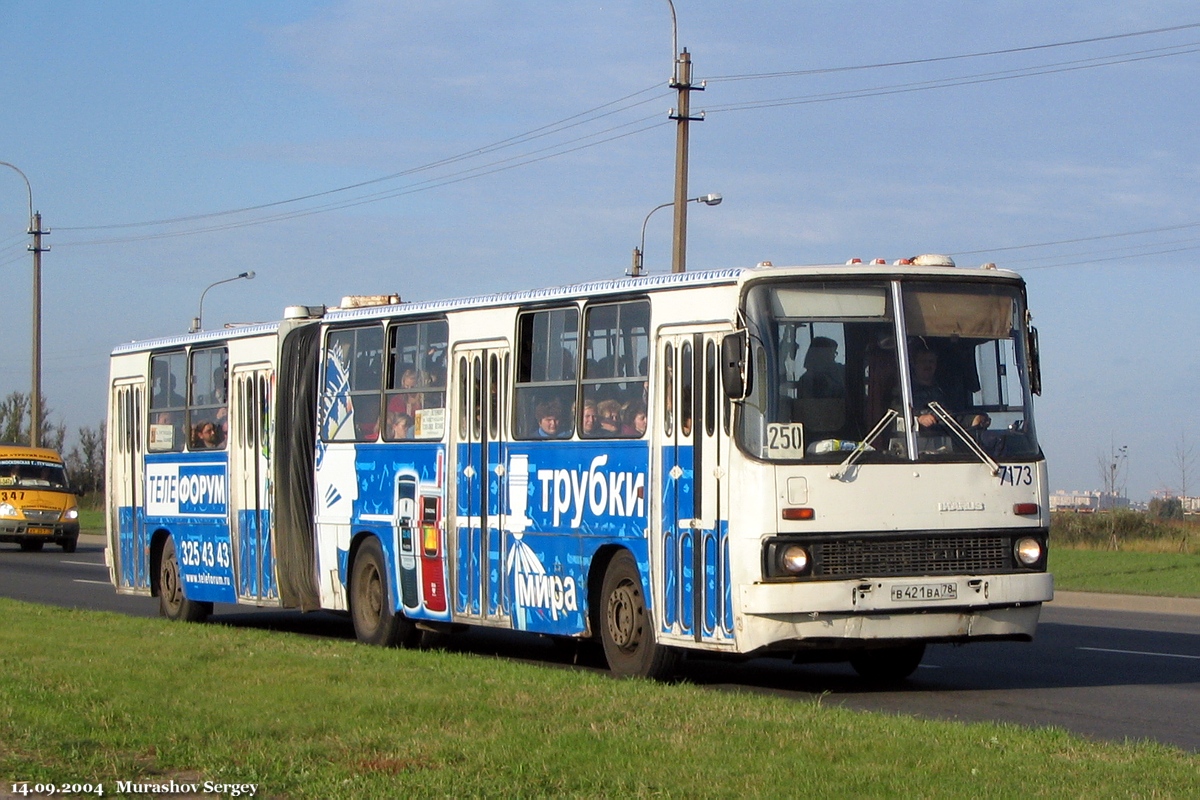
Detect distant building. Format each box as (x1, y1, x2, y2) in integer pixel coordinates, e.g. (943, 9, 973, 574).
(1049, 490, 1130, 513)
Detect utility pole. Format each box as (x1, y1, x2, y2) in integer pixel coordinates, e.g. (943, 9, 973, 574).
(29, 211, 47, 447)
(1, 161, 46, 448)
(670, 48, 704, 274)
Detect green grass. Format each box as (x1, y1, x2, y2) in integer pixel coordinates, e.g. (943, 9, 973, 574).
(78, 507, 103, 536)
(1050, 548, 1200, 597)
(0, 599, 1196, 798)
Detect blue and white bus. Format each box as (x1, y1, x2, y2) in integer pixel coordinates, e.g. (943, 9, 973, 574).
(106, 256, 1052, 680)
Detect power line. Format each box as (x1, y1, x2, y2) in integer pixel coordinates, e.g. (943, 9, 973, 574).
(56, 83, 670, 233)
(705, 42, 1199, 114)
(701, 21, 1200, 82)
(56, 118, 670, 247)
(50, 21, 1200, 247)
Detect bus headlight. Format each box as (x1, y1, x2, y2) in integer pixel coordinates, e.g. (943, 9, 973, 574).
(62, 508, 79, 521)
(0, 502, 16, 518)
(780, 544, 810, 575)
(1014, 537, 1043, 566)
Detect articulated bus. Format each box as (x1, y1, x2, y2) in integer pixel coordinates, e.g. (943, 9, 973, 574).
(106, 256, 1052, 680)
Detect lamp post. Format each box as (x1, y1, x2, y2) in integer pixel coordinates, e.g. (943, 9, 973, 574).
(191, 271, 255, 333)
(1, 161, 47, 447)
(630, 193, 721, 276)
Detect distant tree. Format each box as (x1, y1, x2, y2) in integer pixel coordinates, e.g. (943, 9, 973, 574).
(0, 392, 28, 443)
(0, 391, 64, 448)
(66, 423, 106, 495)
(1149, 497, 1184, 521)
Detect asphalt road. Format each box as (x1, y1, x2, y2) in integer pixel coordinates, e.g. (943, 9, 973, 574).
(3, 536, 1197, 752)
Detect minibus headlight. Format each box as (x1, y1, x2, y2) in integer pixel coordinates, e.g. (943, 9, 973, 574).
(0, 502, 16, 518)
(1014, 537, 1043, 566)
(62, 508, 79, 521)
(780, 544, 810, 575)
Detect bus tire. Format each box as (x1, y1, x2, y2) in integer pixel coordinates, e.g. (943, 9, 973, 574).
(159, 536, 212, 622)
(350, 537, 416, 648)
(849, 643, 926, 683)
(61, 537, 77, 553)
(599, 550, 678, 680)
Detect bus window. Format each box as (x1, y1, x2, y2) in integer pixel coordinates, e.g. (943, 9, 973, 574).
(148, 351, 186, 452)
(514, 307, 578, 440)
(188, 346, 228, 450)
(581, 299, 649, 438)
(321, 326, 384, 442)
(385, 319, 448, 441)
(663, 343, 674, 437)
(679, 340, 693, 439)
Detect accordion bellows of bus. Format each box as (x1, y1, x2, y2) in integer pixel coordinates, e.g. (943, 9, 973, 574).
(106, 257, 1051, 681)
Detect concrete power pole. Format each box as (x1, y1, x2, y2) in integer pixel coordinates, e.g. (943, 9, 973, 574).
(29, 211, 47, 447)
(670, 49, 704, 274)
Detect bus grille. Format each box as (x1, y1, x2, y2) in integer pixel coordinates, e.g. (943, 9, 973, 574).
(812, 535, 1011, 577)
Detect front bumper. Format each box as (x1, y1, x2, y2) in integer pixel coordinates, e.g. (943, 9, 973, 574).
(0, 520, 80, 546)
(736, 571, 1053, 653)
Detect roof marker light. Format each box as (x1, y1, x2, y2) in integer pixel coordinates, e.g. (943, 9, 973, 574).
(846, 258, 862, 265)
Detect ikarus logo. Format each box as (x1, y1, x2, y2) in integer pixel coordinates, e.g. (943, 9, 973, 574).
(145, 462, 227, 516)
(535, 454, 646, 528)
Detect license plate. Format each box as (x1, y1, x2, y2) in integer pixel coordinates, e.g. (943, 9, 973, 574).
(26, 526, 52, 535)
(891, 582, 957, 602)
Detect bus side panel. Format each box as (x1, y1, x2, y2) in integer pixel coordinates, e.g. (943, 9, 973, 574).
(144, 453, 236, 604)
(335, 442, 450, 622)
(116, 505, 148, 590)
(500, 439, 650, 636)
(235, 507, 276, 601)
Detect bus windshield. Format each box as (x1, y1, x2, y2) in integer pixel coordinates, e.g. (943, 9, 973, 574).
(0, 460, 70, 490)
(738, 278, 1040, 463)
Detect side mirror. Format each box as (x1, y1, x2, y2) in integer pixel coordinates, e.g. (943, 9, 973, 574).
(1026, 326, 1042, 396)
(721, 331, 751, 400)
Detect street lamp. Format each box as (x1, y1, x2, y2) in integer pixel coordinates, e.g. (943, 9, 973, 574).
(630, 193, 721, 277)
(1, 160, 47, 447)
(191, 271, 255, 333)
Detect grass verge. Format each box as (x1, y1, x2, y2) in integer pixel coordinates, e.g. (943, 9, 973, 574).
(1, 598, 1196, 798)
(1050, 548, 1200, 597)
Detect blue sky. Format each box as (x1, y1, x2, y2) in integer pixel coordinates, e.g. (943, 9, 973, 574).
(1, 1, 1197, 500)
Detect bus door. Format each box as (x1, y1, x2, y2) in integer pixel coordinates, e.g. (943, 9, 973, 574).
(231, 365, 277, 603)
(658, 328, 735, 644)
(450, 343, 511, 624)
(110, 378, 149, 591)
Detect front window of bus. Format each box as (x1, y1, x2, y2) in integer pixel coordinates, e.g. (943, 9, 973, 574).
(738, 279, 1039, 463)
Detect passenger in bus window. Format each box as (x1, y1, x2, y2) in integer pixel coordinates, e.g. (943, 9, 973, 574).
(795, 337, 845, 400)
(596, 399, 622, 436)
(388, 412, 414, 440)
(355, 401, 380, 441)
(535, 400, 568, 439)
(192, 420, 222, 450)
(621, 400, 648, 437)
(580, 399, 598, 437)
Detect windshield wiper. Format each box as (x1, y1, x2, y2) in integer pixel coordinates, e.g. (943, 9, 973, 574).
(927, 402, 1000, 475)
(830, 409, 898, 481)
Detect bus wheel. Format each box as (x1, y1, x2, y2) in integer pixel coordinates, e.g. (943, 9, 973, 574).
(849, 643, 926, 683)
(599, 550, 678, 680)
(61, 537, 77, 553)
(350, 537, 416, 648)
(159, 536, 212, 622)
